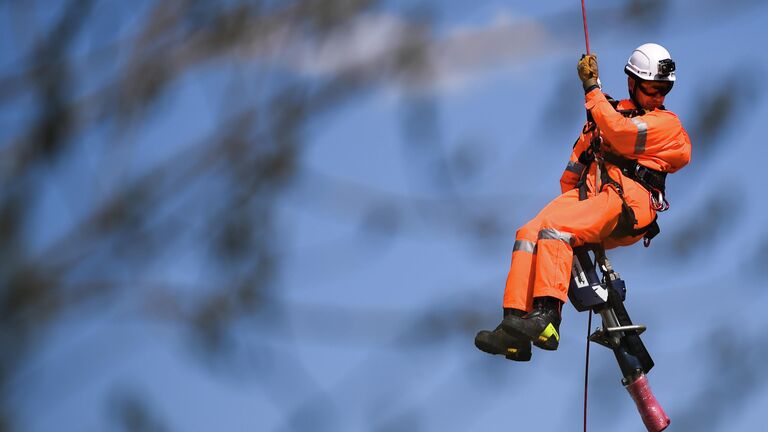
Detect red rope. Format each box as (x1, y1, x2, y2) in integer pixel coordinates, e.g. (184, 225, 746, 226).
(583, 310, 593, 432)
(580, 2, 593, 430)
(581, 0, 591, 54)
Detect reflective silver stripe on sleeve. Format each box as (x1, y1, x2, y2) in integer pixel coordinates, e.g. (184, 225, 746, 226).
(538, 228, 575, 245)
(631, 118, 648, 154)
(565, 161, 585, 175)
(513, 240, 536, 254)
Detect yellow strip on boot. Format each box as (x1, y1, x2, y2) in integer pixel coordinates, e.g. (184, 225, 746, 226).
(537, 323, 560, 343)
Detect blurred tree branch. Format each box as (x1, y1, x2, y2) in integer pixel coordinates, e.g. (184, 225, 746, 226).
(0, 0, 432, 429)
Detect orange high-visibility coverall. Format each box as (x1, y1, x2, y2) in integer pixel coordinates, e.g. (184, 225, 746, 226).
(502, 88, 691, 311)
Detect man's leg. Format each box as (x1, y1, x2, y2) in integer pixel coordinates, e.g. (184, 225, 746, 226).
(475, 207, 543, 360)
(503, 188, 625, 350)
(502, 220, 540, 312)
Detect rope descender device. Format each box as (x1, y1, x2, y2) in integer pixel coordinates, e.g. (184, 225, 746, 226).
(570, 245, 671, 432)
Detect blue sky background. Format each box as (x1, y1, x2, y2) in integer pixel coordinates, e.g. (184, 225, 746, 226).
(2, 1, 768, 431)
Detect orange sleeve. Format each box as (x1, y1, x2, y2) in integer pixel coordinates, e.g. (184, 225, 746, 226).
(559, 130, 590, 193)
(585, 89, 691, 173)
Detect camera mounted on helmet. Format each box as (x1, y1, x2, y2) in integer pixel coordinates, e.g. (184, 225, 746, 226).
(657, 59, 675, 77)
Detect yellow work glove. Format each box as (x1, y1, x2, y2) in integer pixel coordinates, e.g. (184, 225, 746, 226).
(577, 54, 599, 92)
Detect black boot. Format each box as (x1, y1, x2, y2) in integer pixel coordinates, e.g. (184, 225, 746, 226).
(474, 309, 532, 361)
(502, 297, 562, 351)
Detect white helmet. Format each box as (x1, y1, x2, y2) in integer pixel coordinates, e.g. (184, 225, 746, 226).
(625, 43, 676, 82)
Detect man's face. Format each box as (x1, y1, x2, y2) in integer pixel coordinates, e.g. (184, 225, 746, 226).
(628, 77, 673, 110)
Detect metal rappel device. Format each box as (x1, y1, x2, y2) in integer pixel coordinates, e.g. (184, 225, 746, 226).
(569, 245, 671, 432)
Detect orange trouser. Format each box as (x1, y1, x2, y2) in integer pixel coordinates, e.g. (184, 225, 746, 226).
(502, 187, 627, 311)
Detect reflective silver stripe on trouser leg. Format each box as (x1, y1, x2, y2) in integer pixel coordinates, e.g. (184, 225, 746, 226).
(631, 118, 647, 154)
(513, 240, 537, 254)
(538, 228, 575, 245)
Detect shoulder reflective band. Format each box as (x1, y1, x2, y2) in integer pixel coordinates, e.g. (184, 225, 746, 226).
(538, 228, 575, 245)
(631, 117, 647, 154)
(513, 239, 536, 254)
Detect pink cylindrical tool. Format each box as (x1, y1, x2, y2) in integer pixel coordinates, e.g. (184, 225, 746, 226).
(625, 373, 671, 432)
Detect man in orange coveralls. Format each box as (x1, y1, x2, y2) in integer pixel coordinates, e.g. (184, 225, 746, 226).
(475, 43, 691, 361)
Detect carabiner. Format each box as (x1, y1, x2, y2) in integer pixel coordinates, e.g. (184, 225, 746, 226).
(650, 189, 669, 212)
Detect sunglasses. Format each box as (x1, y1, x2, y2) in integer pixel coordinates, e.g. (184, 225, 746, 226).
(638, 81, 673, 97)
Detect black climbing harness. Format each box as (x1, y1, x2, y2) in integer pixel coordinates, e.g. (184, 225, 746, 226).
(573, 100, 669, 247)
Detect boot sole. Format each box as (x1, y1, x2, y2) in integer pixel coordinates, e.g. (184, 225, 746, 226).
(503, 346, 532, 362)
(474, 338, 532, 362)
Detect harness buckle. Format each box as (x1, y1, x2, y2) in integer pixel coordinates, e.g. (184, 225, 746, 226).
(633, 163, 644, 178)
